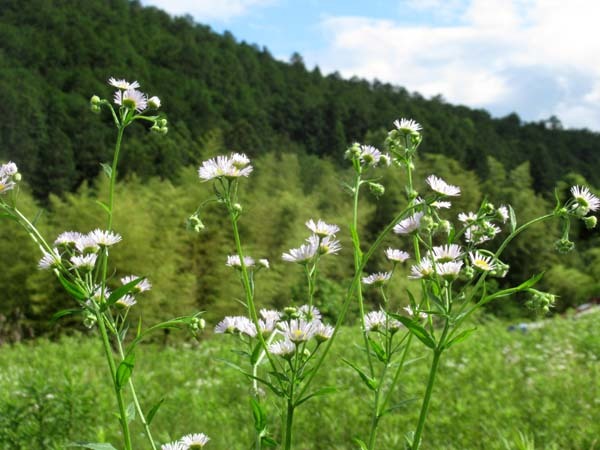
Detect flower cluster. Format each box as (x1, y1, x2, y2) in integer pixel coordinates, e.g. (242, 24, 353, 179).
(0, 161, 19, 194)
(162, 432, 210, 450)
(458, 203, 508, 245)
(226, 254, 269, 271)
(282, 219, 341, 263)
(215, 305, 334, 355)
(198, 153, 253, 181)
(363, 310, 403, 333)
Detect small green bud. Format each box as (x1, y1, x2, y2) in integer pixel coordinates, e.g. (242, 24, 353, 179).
(420, 215, 435, 232)
(490, 261, 510, 278)
(233, 203, 243, 213)
(461, 265, 475, 281)
(90, 95, 101, 105)
(83, 311, 97, 329)
(368, 182, 385, 197)
(344, 142, 362, 160)
(556, 207, 569, 218)
(90, 104, 101, 114)
(483, 202, 495, 215)
(283, 306, 299, 319)
(583, 215, 597, 229)
(554, 238, 575, 253)
(159, 126, 168, 135)
(13, 173, 21, 182)
(186, 213, 205, 233)
(438, 220, 452, 235)
(406, 188, 418, 201)
(159, 118, 168, 127)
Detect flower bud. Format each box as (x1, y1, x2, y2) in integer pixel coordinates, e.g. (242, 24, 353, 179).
(90, 95, 101, 106)
(490, 262, 510, 278)
(483, 202, 495, 215)
(90, 104, 101, 114)
(83, 311, 97, 329)
(554, 238, 575, 253)
(186, 213, 205, 233)
(13, 173, 21, 182)
(148, 96, 161, 109)
(345, 142, 362, 160)
(420, 215, 435, 232)
(368, 182, 385, 197)
(438, 220, 452, 235)
(233, 203, 243, 213)
(583, 215, 597, 229)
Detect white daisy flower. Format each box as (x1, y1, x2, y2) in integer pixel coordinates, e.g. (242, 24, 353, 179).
(260, 309, 282, 323)
(469, 252, 496, 271)
(226, 254, 255, 268)
(54, 231, 84, 247)
(0, 161, 18, 177)
(435, 261, 463, 279)
(258, 258, 270, 269)
(305, 219, 339, 237)
(363, 310, 387, 332)
(108, 77, 140, 90)
(362, 272, 392, 286)
(74, 234, 100, 254)
(429, 244, 462, 262)
(385, 248, 410, 262)
(497, 205, 510, 222)
(393, 212, 423, 235)
(121, 275, 152, 293)
(214, 316, 256, 337)
(393, 118, 422, 134)
(314, 321, 334, 342)
(359, 145, 390, 167)
(114, 88, 148, 112)
(214, 316, 238, 334)
(318, 235, 342, 255)
(426, 175, 461, 197)
(298, 304, 322, 321)
(409, 259, 434, 279)
(282, 239, 318, 263)
(279, 319, 317, 343)
(91, 285, 110, 304)
(115, 294, 137, 309)
(198, 153, 253, 181)
(268, 339, 296, 356)
(571, 185, 600, 213)
(180, 432, 210, 449)
(431, 200, 452, 209)
(161, 443, 185, 450)
(88, 229, 122, 247)
(458, 212, 478, 224)
(0, 175, 15, 193)
(38, 248, 62, 270)
(70, 254, 97, 271)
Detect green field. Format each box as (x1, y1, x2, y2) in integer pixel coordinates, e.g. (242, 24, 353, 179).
(0, 311, 598, 450)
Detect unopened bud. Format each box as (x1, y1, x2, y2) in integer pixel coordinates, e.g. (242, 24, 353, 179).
(583, 215, 597, 229)
(186, 213, 205, 233)
(83, 311, 97, 329)
(554, 238, 575, 253)
(483, 203, 495, 215)
(90, 95, 101, 105)
(90, 104, 101, 114)
(369, 182, 385, 197)
(344, 142, 362, 160)
(148, 96, 161, 109)
(233, 203, 243, 213)
(13, 173, 21, 182)
(420, 215, 435, 232)
(438, 220, 451, 235)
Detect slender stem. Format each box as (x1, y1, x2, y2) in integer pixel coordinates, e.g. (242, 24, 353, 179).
(379, 333, 413, 414)
(367, 361, 389, 450)
(96, 312, 133, 450)
(284, 399, 295, 450)
(411, 349, 442, 450)
(107, 126, 125, 230)
(114, 336, 157, 450)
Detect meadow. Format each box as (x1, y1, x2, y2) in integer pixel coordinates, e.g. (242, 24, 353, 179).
(1, 310, 598, 450)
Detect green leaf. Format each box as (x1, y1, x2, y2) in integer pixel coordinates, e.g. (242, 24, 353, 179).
(100, 162, 112, 179)
(146, 398, 164, 425)
(261, 436, 278, 447)
(51, 308, 82, 323)
(353, 437, 369, 450)
(389, 314, 436, 349)
(57, 273, 87, 301)
(95, 200, 111, 215)
(342, 359, 377, 391)
(508, 205, 517, 233)
(126, 402, 136, 424)
(368, 337, 387, 363)
(250, 397, 267, 432)
(516, 272, 544, 290)
(115, 352, 135, 390)
(107, 277, 143, 307)
(68, 443, 118, 450)
(295, 386, 337, 407)
(445, 327, 477, 349)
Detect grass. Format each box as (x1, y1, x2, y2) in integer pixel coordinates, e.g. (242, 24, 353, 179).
(0, 310, 598, 449)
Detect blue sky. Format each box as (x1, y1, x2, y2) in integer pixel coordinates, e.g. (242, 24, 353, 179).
(141, 0, 600, 131)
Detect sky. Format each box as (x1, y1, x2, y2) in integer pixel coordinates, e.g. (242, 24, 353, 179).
(141, 0, 600, 131)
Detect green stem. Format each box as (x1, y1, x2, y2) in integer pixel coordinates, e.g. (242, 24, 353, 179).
(96, 312, 132, 450)
(379, 333, 413, 414)
(411, 349, 442, 450)
(115, 337, 157, 450)
(107, 126, 125, 230)
(367, 361, 389, 450)
(284, 399, 295, 450)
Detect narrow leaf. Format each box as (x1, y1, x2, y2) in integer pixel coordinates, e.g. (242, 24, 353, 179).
(115, 352, 135, 390)
(250, 397, 267, 432)
(57, 274, 87, 301)
(68, 443, 118, 450)
(445, 327, 477, 349)
(95, 200, 111, 215)
(368, 338, 387, 363)
(295, 386, 337, 407)
(261, 436, 278, 447)
(100, 162, 112, 179)
(51, 308, 82, 323)
(508, 205, 517, 233)
(250, 342, 263, 366)
(389, 314, 436, 349)
(353, 438, 369, 450)
(146, 398, 164, 425)
(107, 277, 143, 307)
(342, 359, 377, 391)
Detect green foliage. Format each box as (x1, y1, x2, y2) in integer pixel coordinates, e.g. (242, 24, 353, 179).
(2, 0, 600, 201)
(0, 312, 598, 449)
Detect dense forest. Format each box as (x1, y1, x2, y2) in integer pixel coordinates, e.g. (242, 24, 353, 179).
(1, 0, 599, 339)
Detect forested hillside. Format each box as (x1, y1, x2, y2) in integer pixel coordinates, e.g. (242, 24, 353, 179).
(1, 0, 600, 199)
(1, 0, 600, 339)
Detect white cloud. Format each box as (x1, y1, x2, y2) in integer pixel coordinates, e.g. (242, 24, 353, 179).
(312, 0, 600, 129)
(142, 0, 275, 22)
